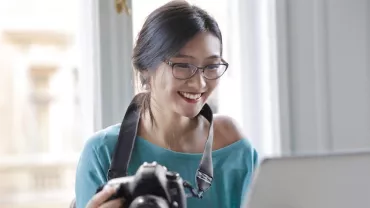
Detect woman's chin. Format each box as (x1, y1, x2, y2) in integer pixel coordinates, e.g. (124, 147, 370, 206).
(176, 107, 203, 118)
(174, 97, 207, 118)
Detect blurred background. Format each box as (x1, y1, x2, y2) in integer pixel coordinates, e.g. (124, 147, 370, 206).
(1, 0, 370, 207)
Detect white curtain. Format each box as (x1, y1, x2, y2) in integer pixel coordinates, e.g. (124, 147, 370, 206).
(217, 0, 280, 158)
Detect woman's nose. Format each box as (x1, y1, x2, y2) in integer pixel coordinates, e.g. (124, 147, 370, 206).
(187, 70, 207, 89)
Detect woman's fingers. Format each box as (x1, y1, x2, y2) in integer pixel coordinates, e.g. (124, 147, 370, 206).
(100, 198, 124, 208)
(86, 186, 117, 208)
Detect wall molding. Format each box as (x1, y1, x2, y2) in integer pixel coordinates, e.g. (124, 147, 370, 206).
(275, 0, 293, 155)
(313, 0, 332, 152)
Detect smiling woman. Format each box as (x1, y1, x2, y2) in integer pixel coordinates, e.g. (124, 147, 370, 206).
(131, 2, 225, 123)
(131, 0, 223, 114)
(75, 1, 258, 208)
(130, 2, 228, 151)
(139, 32, 226, 120)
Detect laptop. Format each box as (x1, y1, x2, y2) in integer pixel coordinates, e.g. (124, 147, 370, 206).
(244, 151, 370, 208)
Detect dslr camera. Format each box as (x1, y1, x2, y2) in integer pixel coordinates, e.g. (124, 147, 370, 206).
(97, 162, 187, 208)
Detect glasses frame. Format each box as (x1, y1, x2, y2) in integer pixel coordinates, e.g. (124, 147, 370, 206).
(165, 60, 229, 80)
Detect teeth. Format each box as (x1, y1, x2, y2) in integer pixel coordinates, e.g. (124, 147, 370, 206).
(179, 92, 202, 100)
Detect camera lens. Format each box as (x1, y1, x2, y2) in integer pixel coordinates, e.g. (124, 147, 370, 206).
(129, 195, 169, 208)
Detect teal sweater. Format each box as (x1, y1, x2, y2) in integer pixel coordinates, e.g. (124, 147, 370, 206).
(75, 124, 258, 208)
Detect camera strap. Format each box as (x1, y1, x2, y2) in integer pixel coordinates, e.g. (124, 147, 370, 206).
(107, 93, 214, 198)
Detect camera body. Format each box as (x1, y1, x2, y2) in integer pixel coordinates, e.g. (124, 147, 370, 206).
(98, 162, 187, 208)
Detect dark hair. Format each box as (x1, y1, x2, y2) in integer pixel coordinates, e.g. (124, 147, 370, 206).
(132, 0, 223, 125)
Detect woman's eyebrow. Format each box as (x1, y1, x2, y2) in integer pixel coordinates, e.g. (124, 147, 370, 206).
(206, 55, 221, 59)
(173, 54, 221, 59)
(173, 54, 195, 59)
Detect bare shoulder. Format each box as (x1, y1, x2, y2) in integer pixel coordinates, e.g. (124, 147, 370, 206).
(213, 114, 245, 148)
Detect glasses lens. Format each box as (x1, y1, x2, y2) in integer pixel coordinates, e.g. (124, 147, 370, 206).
(172, 63, 197, 79)
(203, 64, 227, 79)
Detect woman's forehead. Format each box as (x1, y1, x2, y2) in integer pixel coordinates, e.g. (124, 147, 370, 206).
(174, 32, 221, 60)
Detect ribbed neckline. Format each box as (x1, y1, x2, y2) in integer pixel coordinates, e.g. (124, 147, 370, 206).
(135, 136, 248, 160)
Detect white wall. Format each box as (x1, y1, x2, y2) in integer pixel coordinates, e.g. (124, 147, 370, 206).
(276, 0, 370, 155)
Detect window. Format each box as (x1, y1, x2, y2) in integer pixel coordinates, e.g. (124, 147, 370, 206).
(0, 0, 94, 207)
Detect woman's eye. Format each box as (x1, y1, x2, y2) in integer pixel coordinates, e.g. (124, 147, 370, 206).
(176, 63, 192, 69)
(207, 64, 221, 70)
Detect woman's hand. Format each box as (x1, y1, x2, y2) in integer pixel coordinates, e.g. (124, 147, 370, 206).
(86, 185, 124, 208)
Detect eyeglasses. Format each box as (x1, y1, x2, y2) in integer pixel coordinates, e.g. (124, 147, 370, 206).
(165, 60, 229, 80)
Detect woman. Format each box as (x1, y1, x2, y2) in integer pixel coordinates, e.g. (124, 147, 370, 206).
(75, 1, 258, 207)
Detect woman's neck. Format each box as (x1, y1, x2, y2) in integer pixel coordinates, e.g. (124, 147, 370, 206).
(138, 102, 201, 150)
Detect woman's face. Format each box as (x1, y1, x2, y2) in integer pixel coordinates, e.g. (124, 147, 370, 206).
(150, 32, 223, 118)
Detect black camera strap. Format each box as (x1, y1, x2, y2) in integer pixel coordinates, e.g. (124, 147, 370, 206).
(107, 93, 214, 198)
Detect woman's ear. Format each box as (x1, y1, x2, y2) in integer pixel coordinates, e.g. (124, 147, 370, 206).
(140, 70, 151, 90)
